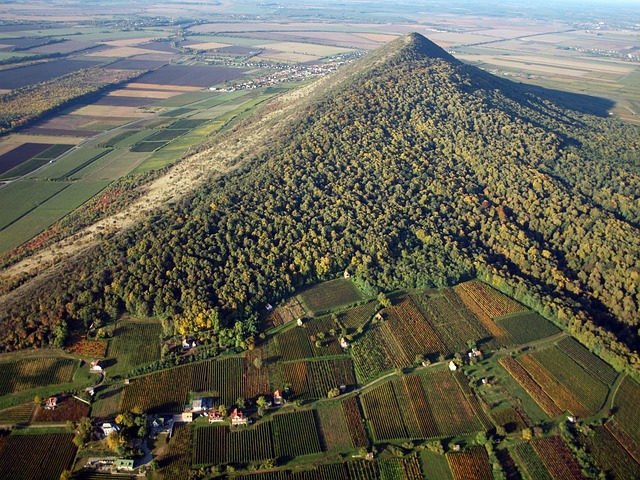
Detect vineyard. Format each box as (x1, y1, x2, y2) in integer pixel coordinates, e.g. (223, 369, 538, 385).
(33, 395, 89, 422)
(190, 357, 245, 405)
(495, 312, 560, 345)
(612, 376, 640, 445)
(120, 366, 191, 413)
(384, 297, 448, 360)
(342, 397, 369, 448)
(158, 423, 192, 478)
(107, 321, 162, 374)
(276, 327, 314, 361)
(421, 450, 453, 480)
(65, 335, 107, 357)
(281, 359, 356, 400)
(411, 289, 492, 353)
(490, 407, 529, 433)
(244, 346, 271, 399)
(194, 422, 274, 466)
(529, 347, 608, 415)
(498, 357, 563, 417)
(299, 278, 363, 314)
(509, 442, 553, 480)
(265, 297, 306, 329)
(90, 383, 121, 420)
(454, 281, 526, 318)
(361, 372, 483, 441)
(305, 316, 343, 356)
(315, 403, 353, 451)
(0, 403, 34, 425)
(446, 446, 493, 480)
(377, 455, 423, 480)
(339, 301, 378, 331)
(351, 324, 394, 384)
(0, 357, 76, 396)
(578, 426, 640, 480)
(556, 337, 617, 385)
(0, 433, 77, 480)
(453, 284, 511, 343)
(531, 436, 585, 480)
(273, 410, 322, 459)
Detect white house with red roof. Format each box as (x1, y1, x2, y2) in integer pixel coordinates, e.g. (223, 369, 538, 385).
(230, 408, 248, 426)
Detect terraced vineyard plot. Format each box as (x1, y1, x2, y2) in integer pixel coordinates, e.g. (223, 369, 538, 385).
(315, 403, 352, 451)
(346, 459, 380, 479)
(194, 425, 227, 465)
(351, 324, 394, 384)
(446, 447, 494, 480)
(120, 365, 192, 412)
(282, 359, 356, 400)
(273, 410, 322, 458)
(420, 371, 484, 437)
(191, 357, 244, 405)
(421, 450, 453, 480)
(228, 422, 275, 464)
(299, 278, 364, 314)
(530, 347, 608, 415)
(361, 381, 408, 441)
(107, 321, 161, 374)
(0, 403, 34, 425)
(531, 436, 585, 480)
(244, 347, 271, 399)
(266, 296, 306, 329)
(305, 316, 343, 355)
(0, 357, 76, 396)
(453, 285, 510, 343)
(606, 420, 640, 464)
(0, 433, 77, 480)
(579, 426, 640, 480)
(556, 337, 617, 385)
(276, 327, 314, 361)
(339, 301, 378, 331)
(612, 376, 640, 445)
(90, 383, 121, 420)
(342, 396, 369, 448)
(384, 297, 448, 360)
(376, 321, 411, 369)
(402, 374, 439, 438)
(510, 442, 552, 480)
(33, 396, 89, 422)
(499, 357, 563, 417)
(411, 289, 491, 353)
(158, 423, 191, 478)
(455, 281, 526, 318)
(378, 456, 423, 480)
(495, 312, 560, 345)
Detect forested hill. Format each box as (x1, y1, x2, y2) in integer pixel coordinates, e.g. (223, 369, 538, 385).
(2, 33, 639, 373)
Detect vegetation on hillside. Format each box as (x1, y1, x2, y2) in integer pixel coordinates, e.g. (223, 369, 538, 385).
(0, 33, 638, 375)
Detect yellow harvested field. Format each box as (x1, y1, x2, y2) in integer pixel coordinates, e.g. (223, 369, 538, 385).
(185, 42, 231, 50)
(429, 32, 496, 45)
(354, 33, 399, 43)
(3, 134, 84, 148)
(125, 82, 201, 92)
(86, 46, 162, 57)
(104, 37, 157, 47)
(106, 88, 180, 99)
(260, 42, 353, 56)
(72, 105, 148, 118)
(498, 55, 633, 75)
(461, 55, 588, 78)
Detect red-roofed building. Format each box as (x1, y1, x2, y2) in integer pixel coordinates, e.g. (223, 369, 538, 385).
(208, 411, 224, 423)
(90, 360, 104, 372)
(230, 408, 248, 426)
(273, 390, 283, 406)
(44, 396, 57, 410)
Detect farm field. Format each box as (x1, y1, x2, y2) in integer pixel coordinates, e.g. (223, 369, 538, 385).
(106, 320, 162, 375)
(421, 450, 453, 480)
(280, 358, 356, 401)
(299, 278, 365, 314)
(0, 357, 76, 397)
(495, 312, 561, 345)
(32, 395, 89, 423)
(0, 403, 34, 425)
(446, 446, 493, 480)
(0, 432, 77, 480)
(315, 403, 353, 452)
(578, 426, 640, 480)
(612, 377, 640, 445)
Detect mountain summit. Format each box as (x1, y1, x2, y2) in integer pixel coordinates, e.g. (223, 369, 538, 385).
(2, 33, 639, 373)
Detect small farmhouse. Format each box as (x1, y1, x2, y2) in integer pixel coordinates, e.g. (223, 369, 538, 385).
(448, 361, 457, 371)
(208, 411, 223, 423)
(344, 270, 351, 279)
(90, 360, 104, 372)
(340, 337, 350, 349)
(230, 408, 248, 426)
(273, 390, 283, 406)
(44, 396, 57, 410)
(192, 397, 213, 412)
(101, 422, 119, 436)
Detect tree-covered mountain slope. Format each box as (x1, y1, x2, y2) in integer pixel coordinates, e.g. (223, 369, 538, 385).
(1, 33, 639, 373)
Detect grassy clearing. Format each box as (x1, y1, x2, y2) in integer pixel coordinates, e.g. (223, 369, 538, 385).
(299, 278, 364, 314)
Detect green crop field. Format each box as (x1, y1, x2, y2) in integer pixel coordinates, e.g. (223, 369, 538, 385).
(0, 403, 34, 425)
(0, 180, 69, 230)
(421, 450, 453, 480)
(273, 410, 322, 459)
(106, 320, 162, 375)
(32, 148, 111, 180)
(315, 403, 352, 452)
(299, 278, 364, 314)
(613, 377, 640, 445)
(495, 312, 561, 345)
(556, 337, 618, 385)
(0, 180, 108, 252)
(0, 357, 76, 397)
